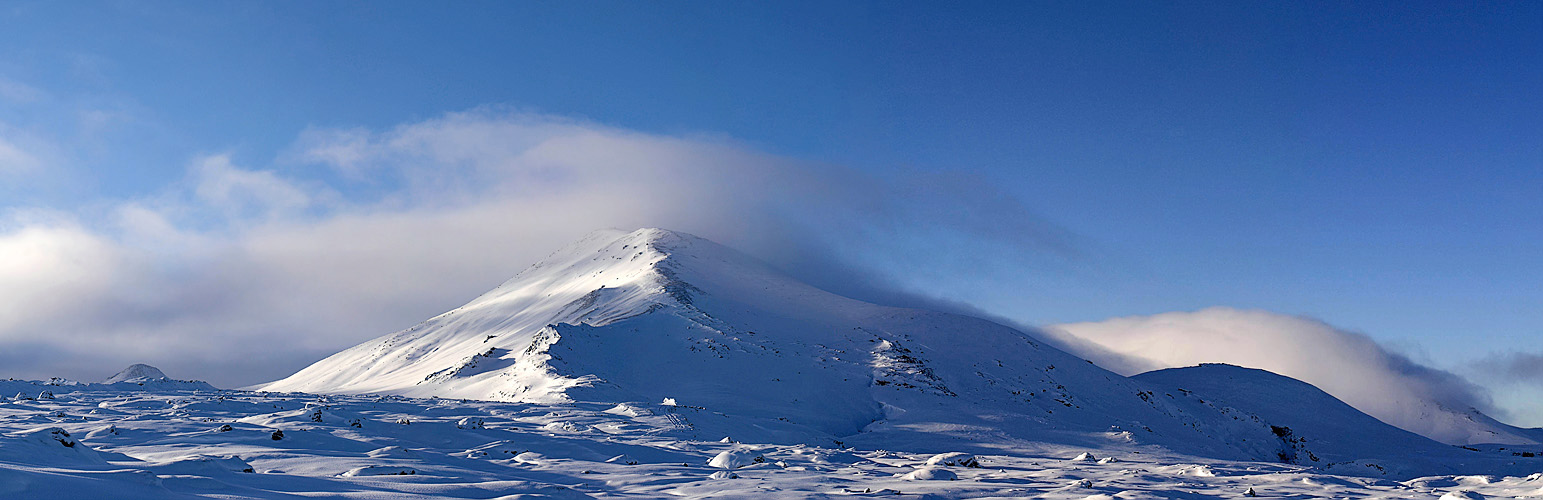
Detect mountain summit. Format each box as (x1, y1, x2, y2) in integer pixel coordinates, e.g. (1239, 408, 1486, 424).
(261, 228, 1460, 470)
(105, 364, 169, 384)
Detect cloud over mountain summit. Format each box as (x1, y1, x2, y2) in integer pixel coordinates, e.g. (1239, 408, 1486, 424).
(0, 109, 1069, 387)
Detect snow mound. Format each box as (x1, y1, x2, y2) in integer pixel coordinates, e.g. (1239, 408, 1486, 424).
(366, 446, 418, 458)
(925, 452, 980, 468)
(903, 467, 958, 480)
(147, 455, 255, 475)
(340, 466, 417, 477)
(0, 427, 106, 466)
(708, 449, 763, 469)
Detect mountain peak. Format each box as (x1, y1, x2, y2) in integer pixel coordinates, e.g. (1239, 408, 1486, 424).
(105, 364, 168, 384)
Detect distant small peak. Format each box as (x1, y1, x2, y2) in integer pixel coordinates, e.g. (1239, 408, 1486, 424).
(105, 364, 169, 384)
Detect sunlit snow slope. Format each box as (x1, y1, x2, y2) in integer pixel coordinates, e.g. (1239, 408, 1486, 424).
(261, 228, 1467, 467)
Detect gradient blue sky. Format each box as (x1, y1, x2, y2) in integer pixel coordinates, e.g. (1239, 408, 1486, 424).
(1, 2, 1540, 418)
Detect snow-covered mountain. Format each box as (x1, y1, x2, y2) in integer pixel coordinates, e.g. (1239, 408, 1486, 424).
(104, 364, 169, 384)
(262, 228, 1475, 471)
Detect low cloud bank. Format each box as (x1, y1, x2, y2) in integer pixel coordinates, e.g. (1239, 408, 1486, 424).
(1044, 307, 1530, 445)
(0, 108, 1070, 387)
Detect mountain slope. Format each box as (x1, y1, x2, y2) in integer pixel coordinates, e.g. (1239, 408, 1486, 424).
(1136, 364, 1482, 476)
(261, 228, 1483, 473)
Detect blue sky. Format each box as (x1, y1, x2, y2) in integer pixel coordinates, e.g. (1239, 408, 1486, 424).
(1, 2, 1540, 421)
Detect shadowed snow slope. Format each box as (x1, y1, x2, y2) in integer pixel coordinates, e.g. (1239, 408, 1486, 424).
(1136, 364, 1482, 476)
(261, 229, 1474, 470)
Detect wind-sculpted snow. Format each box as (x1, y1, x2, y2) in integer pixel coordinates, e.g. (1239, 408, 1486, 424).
(1, 388, 1541, 499)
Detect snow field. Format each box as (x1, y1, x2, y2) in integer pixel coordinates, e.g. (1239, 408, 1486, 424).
(1, 389, 1540, 499)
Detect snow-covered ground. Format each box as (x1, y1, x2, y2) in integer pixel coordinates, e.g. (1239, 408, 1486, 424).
(4, 386, 1542, 499)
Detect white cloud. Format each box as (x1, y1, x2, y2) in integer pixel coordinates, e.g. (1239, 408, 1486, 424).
(0, 109, 1070, 388)
(0, 216, 122, 328)
(1044, 307, 1517, 445)
(192, 155, 313, 220)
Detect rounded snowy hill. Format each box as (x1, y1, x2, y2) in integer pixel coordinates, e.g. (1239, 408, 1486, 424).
(104, 364, 169, 384)
(261, 228, 1473, 469)
(1136, 363, 1481, 475)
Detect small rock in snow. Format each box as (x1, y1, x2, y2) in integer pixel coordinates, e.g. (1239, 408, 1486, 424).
(1072, 452, 1097, 462)
(709, 470, 738, 480)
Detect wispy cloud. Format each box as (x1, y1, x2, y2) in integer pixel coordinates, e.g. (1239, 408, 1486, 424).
(0, 76, 46, 104)
(1471, 352, 1543, 384)
(0, 108, 1074, 387)
(0, 121, 53, 175)
(191, 155, 315, 221)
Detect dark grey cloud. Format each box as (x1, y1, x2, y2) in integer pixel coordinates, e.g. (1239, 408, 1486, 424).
(1472, 352, 1543, 384)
